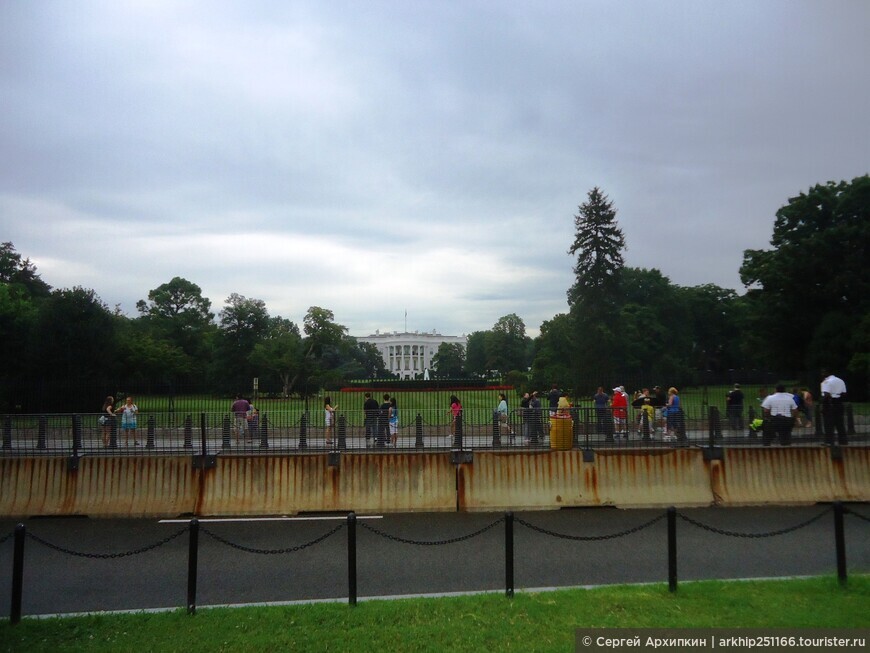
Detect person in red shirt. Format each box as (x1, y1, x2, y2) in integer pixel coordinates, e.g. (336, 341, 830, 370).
(611, 386, 628, 439)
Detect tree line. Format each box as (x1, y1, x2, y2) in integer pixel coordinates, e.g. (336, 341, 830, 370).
(1, 175, 866, 412)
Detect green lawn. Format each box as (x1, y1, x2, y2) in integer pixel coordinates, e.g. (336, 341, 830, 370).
(2, 576, 867, 652)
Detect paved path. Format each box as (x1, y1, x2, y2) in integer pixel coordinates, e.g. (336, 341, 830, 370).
(1, 505, 868, 617)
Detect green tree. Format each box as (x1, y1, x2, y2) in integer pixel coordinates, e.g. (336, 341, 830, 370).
(740, 175, 870, 383)
(463, 331, 489, 377)
(486, 313, 530, 375)
(566, 187, 627, 382)
(214, 293, 271, 391)
(30, 287, 118, 411)
(0, 242, 51, 298)
(432, 342, 465, 377)
(529, 313, 574, 391)
(136, 277, 215, 372)
(250, 323, 306, 396)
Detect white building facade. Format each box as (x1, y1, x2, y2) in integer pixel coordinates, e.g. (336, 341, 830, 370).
(356, 330, 467, 380)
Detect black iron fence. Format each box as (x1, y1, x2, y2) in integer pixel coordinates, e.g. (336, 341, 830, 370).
(3, 503, 867, 623)
(0, 403, 866, 456)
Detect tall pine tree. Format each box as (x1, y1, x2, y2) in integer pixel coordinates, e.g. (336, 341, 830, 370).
(567, 187, 627, 384)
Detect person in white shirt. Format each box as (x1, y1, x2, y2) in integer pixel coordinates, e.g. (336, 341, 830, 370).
(820, 371, 848, 445)
(760, 384, 797, 446)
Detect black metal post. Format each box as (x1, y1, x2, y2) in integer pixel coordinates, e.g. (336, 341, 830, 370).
(299, 412, 308, 450)
(108, 414, 118, 449)
(505, 511, 514, 598)
(260, 415, 269, 449)
(845, 405, 855, 435)
(667, 507, 677, 592)
(183, 415, 193, 449)
(491, 412, 500, 448)
(347, 513, 357, 606)
(200, 413, 207, 457)
(222, 415, 231, 450)
(37, 416, 47, 450)
(454, 413, 463, 450)
(415, 413, 424, 449)
(2, 415, 11, 450)
(338, 414, 347, 451)
(834, 502, 847, 585)
(708, 406, 721, 446)
(11, 523, 25, 625)
(146, 415, 156, 449)
(72, 414, 82, 452)
(187, 518, 199, 614)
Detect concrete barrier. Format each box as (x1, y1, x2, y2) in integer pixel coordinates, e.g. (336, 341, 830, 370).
(0, 457, 196, 518)
(710, 447, 840, 506)
(197, 453, 456, 516)
(1, 447, 867, 518)
(456, 449, 714, 512)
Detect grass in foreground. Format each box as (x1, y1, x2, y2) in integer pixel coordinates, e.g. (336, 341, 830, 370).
(2, 576, 868, 652)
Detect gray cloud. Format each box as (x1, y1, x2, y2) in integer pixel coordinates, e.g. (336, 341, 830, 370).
(1, 0, 867, 337)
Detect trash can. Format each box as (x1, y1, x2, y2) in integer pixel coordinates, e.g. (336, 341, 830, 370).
(550, 417, 573, 450)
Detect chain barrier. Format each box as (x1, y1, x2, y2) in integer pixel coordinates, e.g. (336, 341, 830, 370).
(677, 506, 832, 538)
(844, 505, 870, 523)
(199, 522, 345, 554)
(0, 530, 14, 547)
(514, 513, 666, 542)
(360, 516, 504, 546)
(25, 526, 189, 559)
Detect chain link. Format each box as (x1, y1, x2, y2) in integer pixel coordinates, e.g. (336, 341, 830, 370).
(844, 506, 870, 523)
(677, 507, 832, 538)
(360, 516, 504, 546)
(0, 530, 14, 547)
(514, 513, 666, 542)
(26, 526, 189, 558)
(199, 522, 345, 554)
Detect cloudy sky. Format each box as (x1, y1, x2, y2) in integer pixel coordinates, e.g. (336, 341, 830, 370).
(1, 1, 867, 338)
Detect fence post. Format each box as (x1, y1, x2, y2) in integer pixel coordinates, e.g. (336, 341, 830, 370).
(37, 416, 47, 450)
(708, 406, 722, 445)
(72, 414, 82, 453)
(299, 412, 308, 450)
(2, 415, 11, 450)
(11, 523, 25, 625)
(109, 415, 118, 449)
(667, 507, 677, 592)
(505, 511, 514, 598)
(845, 405, 855, 435)
(200, 413, 208, 456)
(187, 518, 199, 615)
(147, 415, 156, 449)
(221, 415, 231, 450)
(834, 502, 847, 585)
(183, 415, 193, 449)
(260, 414, 269, 449)
(454, 413, 463, 450)
(491, 412, 501, 448)
(347, 512, 357, 606)
(571, 408, 580, 447)
(338, 414, 347, 451)
(415, 413, 424, 449)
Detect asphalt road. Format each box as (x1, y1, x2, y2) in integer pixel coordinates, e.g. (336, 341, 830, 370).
(1, 505, 868, 617)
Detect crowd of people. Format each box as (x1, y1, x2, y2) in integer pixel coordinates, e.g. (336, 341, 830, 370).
(98, 370, 848, 449)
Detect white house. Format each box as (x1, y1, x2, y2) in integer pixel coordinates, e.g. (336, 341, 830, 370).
(356, 330, 467, 380)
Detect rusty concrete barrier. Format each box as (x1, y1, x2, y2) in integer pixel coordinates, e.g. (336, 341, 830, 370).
(831, 446, 870, 502)
(0, 456, 197, 518)
(710, 447, 844, 506)
(456, 449, 714, 512)
(197, 453, 456, 516)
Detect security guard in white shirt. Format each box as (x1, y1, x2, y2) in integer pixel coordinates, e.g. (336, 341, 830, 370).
(760, 384, 798, 446)
(821, 371, 848, 445)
